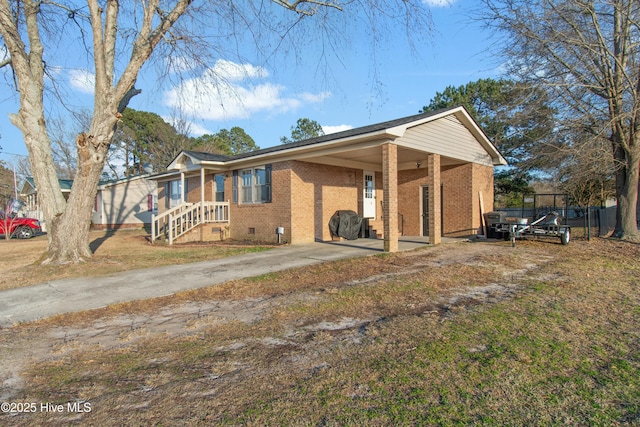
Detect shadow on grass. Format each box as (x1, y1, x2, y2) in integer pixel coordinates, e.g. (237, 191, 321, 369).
(90, 230, 117, 253)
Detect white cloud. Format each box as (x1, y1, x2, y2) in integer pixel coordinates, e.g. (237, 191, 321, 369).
(68, 69, 95, 94)
(422, 0, 455, 7)
(209, 59, 269, 82)
(299, 91, 332, 103)
(166, 56, 197, 74)
(163, 59, 330, 121)
(185, 122, 213, 137)
(322, 124, 353, 135)
(162, 115, 212, 137)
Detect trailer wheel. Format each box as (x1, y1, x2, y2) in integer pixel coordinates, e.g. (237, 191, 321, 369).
(561, 228, 570, 245)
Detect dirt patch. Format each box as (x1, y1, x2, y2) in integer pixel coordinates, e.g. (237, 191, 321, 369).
(0, 240, 551, 405)
(4, 238, 636, 425)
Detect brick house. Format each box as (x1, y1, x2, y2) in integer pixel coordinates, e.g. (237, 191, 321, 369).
(151, 106, 506, 252)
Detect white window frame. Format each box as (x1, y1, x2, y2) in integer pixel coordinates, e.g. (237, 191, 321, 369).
(168, 179, 182, 208)
(239, 167, 268, 204)
(214, 174, 225, 202)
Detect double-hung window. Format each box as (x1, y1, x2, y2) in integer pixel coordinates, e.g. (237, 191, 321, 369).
(253, 166, 267, 202)
(234, 165, 271, 204)
(214, 174, 225, 202)
(241, 169, 253, 203)
(165, 179, 183, 208)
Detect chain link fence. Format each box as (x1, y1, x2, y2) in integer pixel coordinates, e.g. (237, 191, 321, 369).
(493, 206, 617, 238)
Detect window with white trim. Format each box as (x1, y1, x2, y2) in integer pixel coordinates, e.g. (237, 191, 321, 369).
(214, 174, 225, 202)
(165, 179, 183, 208)
(241, 169, 253, 203)
(235, 165, 271, 204)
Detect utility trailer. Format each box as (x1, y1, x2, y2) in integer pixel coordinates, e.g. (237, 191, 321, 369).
(486, 211, 571, 246)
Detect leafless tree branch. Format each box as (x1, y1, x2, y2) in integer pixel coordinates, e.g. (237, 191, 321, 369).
(272, 0, 343, 15)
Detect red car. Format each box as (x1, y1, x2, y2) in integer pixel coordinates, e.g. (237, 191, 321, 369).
(0, 211, 42, 239)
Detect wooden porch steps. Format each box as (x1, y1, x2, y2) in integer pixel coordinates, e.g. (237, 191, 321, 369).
(151, 201, 230, 245)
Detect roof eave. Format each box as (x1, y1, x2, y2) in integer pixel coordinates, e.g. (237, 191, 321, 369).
(224, 129, 400, 166)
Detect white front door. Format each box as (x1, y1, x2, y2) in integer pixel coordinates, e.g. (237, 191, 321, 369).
(363, 171, 376, 218)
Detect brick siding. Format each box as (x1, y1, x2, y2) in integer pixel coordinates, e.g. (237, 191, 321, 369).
(185, 175, 214, 204)
(290, 161, 359, 242)
(156, 159, 494, 243)
(229, 162, 292, 243)
(396, 162, 494, 238)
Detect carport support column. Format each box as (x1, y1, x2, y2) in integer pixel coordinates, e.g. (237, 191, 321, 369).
(382, 142, 398, 253)
(428, 153, 442, 245)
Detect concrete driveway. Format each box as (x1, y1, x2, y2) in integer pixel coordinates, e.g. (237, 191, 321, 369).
(0, 237, 448, 327)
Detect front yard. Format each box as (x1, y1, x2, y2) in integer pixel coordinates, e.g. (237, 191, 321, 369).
(0, 229, 270, 291)
(0, 237, 638, 425)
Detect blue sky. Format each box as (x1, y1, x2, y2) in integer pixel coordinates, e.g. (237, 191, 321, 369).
(0, 0, 502, 169)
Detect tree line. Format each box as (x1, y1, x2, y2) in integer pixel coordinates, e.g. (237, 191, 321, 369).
(110, 109, 260, 178)
(34, 111, 328, 181)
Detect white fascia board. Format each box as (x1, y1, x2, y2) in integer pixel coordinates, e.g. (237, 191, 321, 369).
(196, 161, 228, 170)
(153, 166, 222, 183)
(166, 151, 188, 170)
(182, 163, 207, 173)
(393, 106, 467, 130)
(149, 170, 182, 182)
(166, 151, 205, 171)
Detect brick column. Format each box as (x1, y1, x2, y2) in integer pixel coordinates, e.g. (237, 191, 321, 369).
(428, 153, 441, 245)
(383, 143, 398, 252)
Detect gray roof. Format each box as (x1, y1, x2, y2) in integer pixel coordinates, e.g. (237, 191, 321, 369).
(228, 108, 450, 161)
(181, 151, 232, 162)
(165, 105, 505, 170)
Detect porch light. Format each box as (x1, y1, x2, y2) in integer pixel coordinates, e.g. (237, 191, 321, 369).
(416, 161, 422, 169)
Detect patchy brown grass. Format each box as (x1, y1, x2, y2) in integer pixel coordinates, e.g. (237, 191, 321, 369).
(0, 229, 271, 291)
(1, 237, 639, 426)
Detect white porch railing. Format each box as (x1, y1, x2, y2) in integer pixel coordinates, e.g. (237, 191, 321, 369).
(151, 201, 230, 244)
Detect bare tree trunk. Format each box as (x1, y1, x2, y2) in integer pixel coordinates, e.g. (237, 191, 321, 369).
(2, 0, 431, 263)
(612, 141, 640, 240)
(3, 0, 67, 254)
(45, 129, 114, 262)
(2, 0, 193, 263)
(479, 0, 640, 242)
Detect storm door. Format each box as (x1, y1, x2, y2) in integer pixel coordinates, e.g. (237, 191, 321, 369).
(363, 171, 376, 218)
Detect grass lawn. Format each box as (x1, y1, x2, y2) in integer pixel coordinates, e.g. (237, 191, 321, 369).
(0, 229, 271, 290)
(1, 237, 638, 426)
